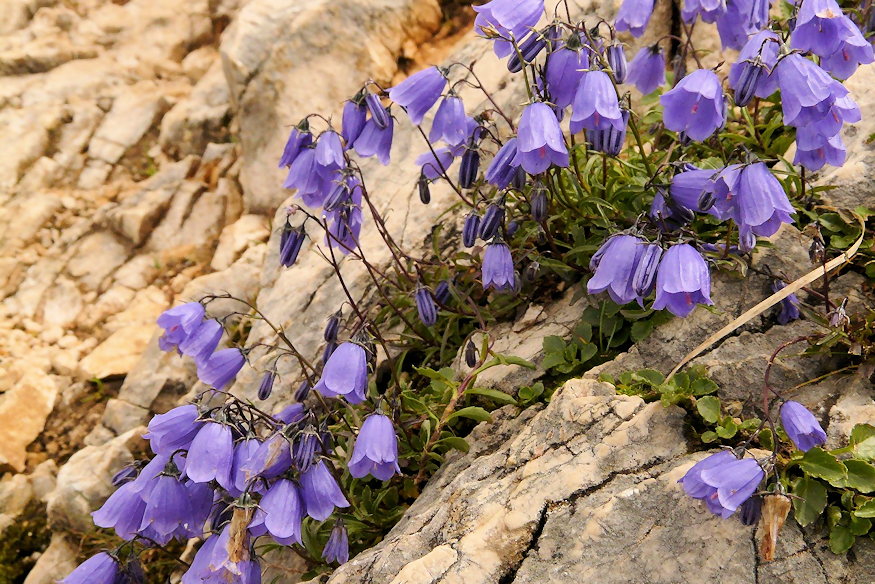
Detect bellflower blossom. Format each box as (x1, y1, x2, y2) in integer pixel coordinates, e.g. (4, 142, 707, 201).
(627, 45, 665, 95)
(61, 552, 119, 584)
(729, 162, 795, 239)
(570, 71, 625, 133)
(771, 280, 801, 325)
(652, 243, 713, 317)
(196, 347, 245, 390)
(794, 131, 847, 170)
(587, 235, 647, 305)
(680, 451, 764, 518)
(91, 481, 147, 540)
(792, 0, 861, 58)
(179, 319, 223, 365)
(485, 138, 522, 188)
(430, 95, 470, 146)
(416, 147, 458, 180)
(341, 99, 367, 146)
(545, 39, 589, 108)
(775, 54, 846, 128)
(323, 522, 350, 564)
(348, 413, 401, 480)
(473, 0, 545, 58)
(780, 401, 827, 451)
(389, 66, 447, 125)
(682, 0, 728, 24)
(278, 123, 313, 168)
(186, 421, 234, 485)
(354, 114, 394, 165)
(615, 0, 655, 36)
(157, 302, 204, 352)
(516, 102, 569, 174)
(729, 30, 779, 102)
(260, 478, 305, 544)
(661, 69, 725, 141)
(482, 240, 515, 291)
(314, 341, 369, 403)
(716, 0, 769, 50)
(143, 404, 200, 455)
(300, 460, 351, 521)
(818, 18, 874, 79)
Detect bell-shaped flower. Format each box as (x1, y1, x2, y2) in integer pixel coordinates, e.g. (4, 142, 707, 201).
(700, 457, 764, 517)
(414, 287, 438, 326)
(545, 40, 589, 108)
(679, 450, 736, 499)
(260, 478, 305, 543)
(157, 302, 204, 352)
(179, 319, 223, 365)
(242, 432, 292, 481)
(627, 45, 665, 95)
(300, 460, 350, 521)
(775, 54, 846, 128)
(185, 421, 234, 485)
(473, 0, 545, 58)
(322, 521, 350, 564)
(516, 102, 569, 174)
(61, 552, 119, 584)
(348, 413, 401, 481)
(681, 0, 727, 24)
(818, 18, 875, 79)
(651, 243, 713, 317)
(389, 66, 447, 125)
(144, 404, 200, 455)
(715, 0, 768, 50)
(660, 69, 725, 141)
(587, 235, 646, 305)
(729, 30, 779, 101)
(314, 341, 369, 403)
(354, 114, 394, 165)
(485, 138, 522, 188)
(770, 280, 801, 325)
(780, 401, 827, 451)
(792, 0, 858, 58)
(669, 164, 719, 216)
(139, 474, 190, 537)
(570, 71, 624, 133)
(196, 347, 245, 390)
(315, 131, 345, 172)
(794, 130, 847, 171)
(341, 99, 367, 146)
(730, 162, 795, 239)
(91, 482, 147, 540)
(278, 124, 312, 168)
(230, 438, 262, 495)
(615, 0, 655, 36)
(482, 240, 515, 291)
(430, 95, 469, 146)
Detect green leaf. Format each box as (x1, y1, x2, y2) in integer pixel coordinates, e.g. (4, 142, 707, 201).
(799, 447, 848, 483)
(829, 525, 855, 554)
(759, 428, 774, 450)
(632, 369, 664, 386)
(849, 514, 871, 536)
(630, 319, 653, 342)
(851, 424, 875, 460)
(691, 377, 719, 396)
(543, 335, 567, 354)
(493, 354, 537, 369)
(541, 352, 567, 370)
(853, 499, 875, 518)
(700, 430, 719, 443)
(696, 396, 721, 424)
(716, 418, 738, 439)
(578, 342, 598, 363)
(449, 406, 492, 423)
(839, 460, 875, 493)
(792, 476, 828, 527)
(465, 387, 517, 405)
(436, 436, 469, 453)
(415, 366, 454, 383)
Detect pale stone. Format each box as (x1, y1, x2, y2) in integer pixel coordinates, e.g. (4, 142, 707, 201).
(210, 213, 270, 271)
(39, 276, 82, 329)
(0, 370, 57, 472)
(22, 533, 78, 584)
(78, 325, 156, 379)
(86, 82, 169, 165)
(65, 230, 130, 291)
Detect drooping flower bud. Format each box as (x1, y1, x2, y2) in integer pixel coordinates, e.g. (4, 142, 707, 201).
(111, 464, 139, 486)
(531, 186, 547, 222)
(738, 230, 757, 253)
(324, 311, 341, 343)
(506, 220, 519, 237)
(257, 371, 276, 401)
(459, 147, 481, 189)
(322, 520, 350, 564)
(464, 339, 478, 367)
(292, 426, 321, 472)
(482, 240, 515, 291)
(323, 341, 337, 364)
(462, 212, 481, 247)
(365, 93, 390, 129)
(280, 225, 306, 268)
(418, 173, 431, 204)
(479, 200, 505, 240)
(414, 287, 438, 326)
(523, 260, 541, 283)
(511, 166, 527, 190)
(780, 400, 827, 452)
(341, 97, 367, 146)
(434, 279, 451, 304)
(606, 43, 628, 83)
(738, 495, 763, 526)
(507, 27, 552, 73)
(770, 280, 800, 325)
(294, 379, 311, 402)
(733, 58, 766, 107)
(631, 242, 663, 299)
(278, 120, 312, 168)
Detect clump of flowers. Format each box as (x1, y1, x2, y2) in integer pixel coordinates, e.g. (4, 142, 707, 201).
(62, 0, 874, 578)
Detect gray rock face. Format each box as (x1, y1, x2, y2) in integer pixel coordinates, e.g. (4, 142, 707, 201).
(219, 0, 443, 212)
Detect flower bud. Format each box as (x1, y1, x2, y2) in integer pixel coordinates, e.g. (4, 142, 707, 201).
(606, 43, 627, 83)
(324, 311, 341, 343)
(738, 495, 762, 526)
(462, 212, 481, 247)
(323, 341, 337, 364)
(418, 173, 431, 204)
(365, 93, 390, 129)
(464, 339, 477, 367)
(511, 166, 528, 190)
(434, 279, 451, 304)
(294, 379, 311, 402)
(111, 464, 138, 486)
(739, 230, 757, 253)
(506, 220, 519, 238)
(531, 186, 547, 222)
(414, 287, 438, 326)
(280, 225, 306, 267)
(459, 147, 481, 189)
(733, 58, 765, 107)
(324, 180, 351, 211)
(523, 260, 541, 283)
(697, 189, 716, 212)
(479, 201, 505, 240)
(828, 298, 850, 329)
(808, 236, 825, 265)
(507, 29, 549, 73)
(632, 243, 663, 297)
(257, 370, 276, 400)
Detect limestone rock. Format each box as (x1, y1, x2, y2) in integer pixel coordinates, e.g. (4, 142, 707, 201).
(65, 230, 130, 291)
(210, 213, 270, 271)
(22, 533, 78, 584)
(86, 82, 169, 165)
(219, 0, 443, 212)
(0, 371, 57, 472)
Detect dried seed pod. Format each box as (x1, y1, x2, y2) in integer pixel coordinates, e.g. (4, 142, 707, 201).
(759, 494, 791, 562)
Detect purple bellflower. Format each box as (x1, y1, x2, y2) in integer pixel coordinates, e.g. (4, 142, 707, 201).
(144, 404, 200, 455)
(545, 39, 589, 108)
(315, 131, 345, 172)
(354, 114, 394, 165)
(473, 0, 545, 58)
(792, 0, 859, 57)
(415, 286, 438, 326)
(632, 242, 663, 300)
(61, 552, 119, 584)
(462, 212, 481, 247)
(587, 109, 630, 156)
(652, 243, 713, 317)
(300, 460, 351, 521)
(606, 43, 628, 83)
(314, 341, 369, 403)
(91, 481, 147, 540)
(650, 187, 696, 231)
(680, 451, 763, 518)
(660, 69, 725, 141)
(570, 71, 625, 133)
(260, 478, 305, 544)
(715, 0, 769, 50)
(348, 413, 401, 481)
(479, 201, 505, 240)
(516, 102, 569, 174)
(729, 30, 779, 102)
(186, 421, 234, 486)
(179, 319, 223, 365)
(230, 438, 262, 495)
(780, 401, 827, 451)
(485, 138, 522, 188)
(430, 95, 470, 146)
(771, 280, 801, 325)
(818, 18, 874, 79)
(775, 54, 846, 128)
(322, 522, 350, 564)
(482, 241, 515, 291)
(341, 99, 367, 146)
(794, 131, 847, 170)
(416, 146, 457, 180)
(278, 123, 313, 168)
(627, 45, 665, 95)
(682, 0, 728, 24)
(242, 432, 292, 481)
(729, 162, 795, 239)
(196, 347, 245, 390)
(139, 474, 190, 538)
(615, 0, 655, 36)
(669, 165, 721, 216)
(389, 66, 447, 125)
(587, 235, 647, 305)
(157, 302, 204, 352)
